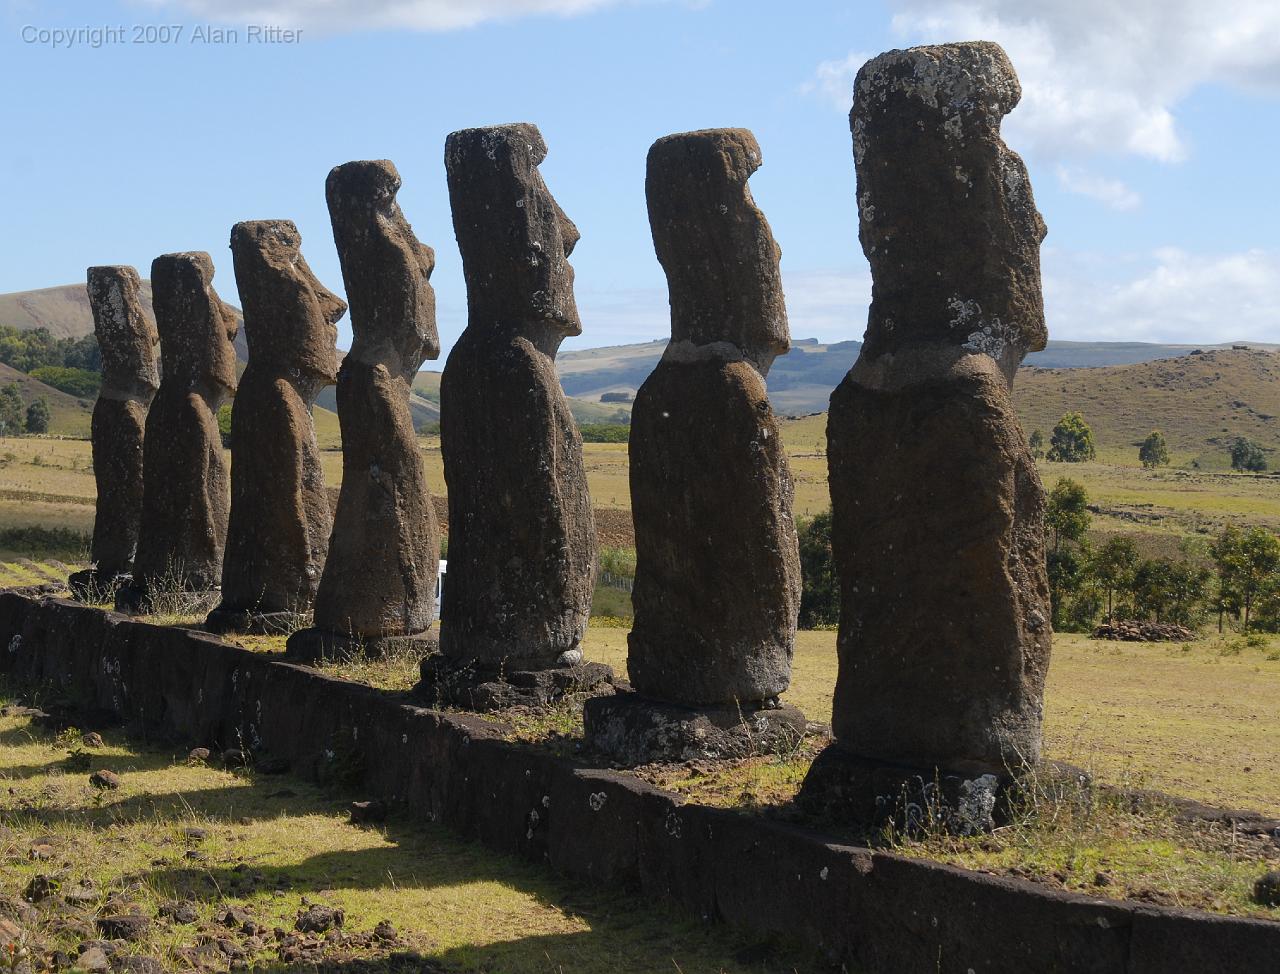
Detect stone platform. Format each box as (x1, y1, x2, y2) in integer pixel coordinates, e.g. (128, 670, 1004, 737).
(3, 591, 1276, 974)
(205, 607, 311, 636)
(583, 690, 808, 766)
(286, 627, 439, 664)
(415, 654, 615, 711)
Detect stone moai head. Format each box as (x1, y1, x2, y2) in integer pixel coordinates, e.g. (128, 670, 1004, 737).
(444, 123, 581, 355)
(646, 128, 789, 376)
(852, 41, 1047, 383)
(86, 265, 159, 398)
(325, 159, 439, 382)
(149, 252, 239, 403)
(229, 220, 345, 387)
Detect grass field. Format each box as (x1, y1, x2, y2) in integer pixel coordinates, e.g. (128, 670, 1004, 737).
(0, 709, 822, 974)
(579, 629, 1280, 818)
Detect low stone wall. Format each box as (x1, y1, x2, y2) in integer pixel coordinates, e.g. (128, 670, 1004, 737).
(1, 592, 1275, 973)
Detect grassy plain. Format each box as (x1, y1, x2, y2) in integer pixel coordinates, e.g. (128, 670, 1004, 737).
(0, 709, 822, 973)
(581, 629, 1280, 818)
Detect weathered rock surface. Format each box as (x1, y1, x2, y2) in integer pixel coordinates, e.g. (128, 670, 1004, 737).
(802, 43, 1052, 824)
(208, 221, 343, 634)
(288, 160, 440, 661)
(429, 124, 598, 687)
(121, 252, 238, 609)
(584, 692, 807, 765)
(851, 41, 1046, 384)
(71, 266, 159, 598)
(622, 129, 799, 711)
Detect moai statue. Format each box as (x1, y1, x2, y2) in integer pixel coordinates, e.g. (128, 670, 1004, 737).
(416, 123, 611, 709)
(583, 129, 805, 763)
(799, 42, 1053, 830)
(117, 252, 238, 612)
(286, 160, 442, 661)
(206, 221, 344, 635)
(69, 266, 159, 600)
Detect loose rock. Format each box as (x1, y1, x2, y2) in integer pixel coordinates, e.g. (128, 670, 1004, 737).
(88, 770, 120, 790)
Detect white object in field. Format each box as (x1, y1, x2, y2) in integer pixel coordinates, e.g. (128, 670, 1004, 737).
(436, 560, 447, 615)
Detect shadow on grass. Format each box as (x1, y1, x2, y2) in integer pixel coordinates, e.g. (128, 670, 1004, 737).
(1, 716, 828, 974)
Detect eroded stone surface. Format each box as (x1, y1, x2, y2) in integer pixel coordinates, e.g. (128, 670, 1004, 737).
(624, 129, 800, 709)
(852, 42, 1046, 384)
(124, 252, 238, 605)
(209, 221, 343, 632)
(80, 266, 159, 588)
(806, 42, 1052, 822)
(434, 124, 596, 672)
(287, 160, 441, 657)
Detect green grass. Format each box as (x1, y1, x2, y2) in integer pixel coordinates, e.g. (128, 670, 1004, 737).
(0, 708, 824, 973)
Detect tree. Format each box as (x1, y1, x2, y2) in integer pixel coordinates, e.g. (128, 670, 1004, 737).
(1047, 412, 1096, 463)
(1045, 478, 1090, 553)
(216, 403, 233, 448)
(0, 383, 24, 436)
(1129, 557, 1209, 626)
(1047, 546, 1087, 630)
(29, 366, 100, 398)
(1230, 437, 1267, 472)
(1028, 429, 1045, 459)
(1210, 526, 1245, 633)
(796, 511, 839, 628)
(1236, 528, 1280, 631)
(1138, 430, 1169, 469)
(1090, 536, 1138, 620)
(25, 397, 50, 435)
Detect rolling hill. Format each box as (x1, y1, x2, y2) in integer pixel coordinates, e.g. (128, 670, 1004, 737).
(3, 283, 1276, 462)
(0, 362, 93, 437)
(0, 282, 247, 357)
(1014, 348, 1280, 468)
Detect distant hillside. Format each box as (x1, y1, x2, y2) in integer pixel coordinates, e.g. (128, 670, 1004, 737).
(552, 337, 1279, 416)
(0, 282, 247, 358)
(0, 362, 92, 437)
(5, 283, 1276, 451)
(1015, 348, 1279, 468)
(411, 369, 628, 427)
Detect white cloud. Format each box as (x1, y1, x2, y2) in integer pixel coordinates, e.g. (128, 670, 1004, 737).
(798, 52, 871, 110)
(139, 0, 662, 31)
(1045, 247, 1280, 344)
(780, 267, 872, 342)
(1054, 165, 1140, 211)
(807, 2, 1280, 166)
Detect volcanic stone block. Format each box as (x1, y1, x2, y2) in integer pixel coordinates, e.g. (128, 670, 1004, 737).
(206, 221, 344, 635)
(118, 252, 238, 612)
(800, 42, 1053, 828)
(287, 160, 442, 663)
(69, 266, 159, 599)
(417, 123, 608, 709)
(585, 129, 803, 762)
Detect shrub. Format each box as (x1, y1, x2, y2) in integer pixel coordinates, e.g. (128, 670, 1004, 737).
(1230, 436, 1267, 472)
(796, 511, 839, 628)
(29, 366, 100, 398)
(25, 397, 50, 434)
(579, 423, 629, 443)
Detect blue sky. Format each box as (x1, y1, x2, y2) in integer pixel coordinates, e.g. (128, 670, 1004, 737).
(2, 0, 1278, 358)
